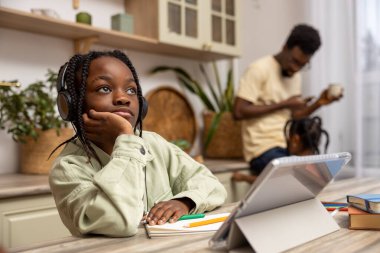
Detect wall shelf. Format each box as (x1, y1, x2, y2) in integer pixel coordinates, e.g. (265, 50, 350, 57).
(0, 7, 234, 61)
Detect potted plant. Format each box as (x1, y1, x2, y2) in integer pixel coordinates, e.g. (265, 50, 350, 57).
(0, 71, 73, 174)
(150, 62, 243, 158)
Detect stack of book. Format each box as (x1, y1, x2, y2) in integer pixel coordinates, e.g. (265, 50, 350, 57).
(347, 194, 380, 230)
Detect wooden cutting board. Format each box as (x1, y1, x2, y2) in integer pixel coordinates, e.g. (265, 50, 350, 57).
(143, 86, 197, 152)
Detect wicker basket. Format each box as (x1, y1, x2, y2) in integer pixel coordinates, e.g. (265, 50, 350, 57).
(202, 111, 243, 158)
(144, 86, 197, 153)
(20, 128, 74, 174)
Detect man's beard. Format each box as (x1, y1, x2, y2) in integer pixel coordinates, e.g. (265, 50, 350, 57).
(281, 68, 292, 77)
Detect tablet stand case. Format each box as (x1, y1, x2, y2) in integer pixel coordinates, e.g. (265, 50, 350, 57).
(227, 198, 339, 253)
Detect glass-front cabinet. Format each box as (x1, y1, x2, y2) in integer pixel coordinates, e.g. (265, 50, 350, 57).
(158, 0, 240, 56)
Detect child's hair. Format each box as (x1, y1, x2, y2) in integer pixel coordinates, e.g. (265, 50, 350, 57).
(284, 116, 329, 155)
(52, 50, 144, 162)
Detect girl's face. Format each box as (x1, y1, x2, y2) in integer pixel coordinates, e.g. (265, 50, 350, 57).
(84, 56, 139, 127)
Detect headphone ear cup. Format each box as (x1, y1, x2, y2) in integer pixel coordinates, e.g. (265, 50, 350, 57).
(57, 91, 73, 121)
(56, 63, 73, 121)
(141, 97, 148, 120)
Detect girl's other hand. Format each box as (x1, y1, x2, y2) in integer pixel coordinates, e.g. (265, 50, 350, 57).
(146, 198, 195, 225)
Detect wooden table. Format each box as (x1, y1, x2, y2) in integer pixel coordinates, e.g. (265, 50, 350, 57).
(9, 177, 380, 253)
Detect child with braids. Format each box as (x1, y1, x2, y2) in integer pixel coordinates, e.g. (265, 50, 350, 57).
(232, 116, 329, 183)
(49, 50, 227, 237)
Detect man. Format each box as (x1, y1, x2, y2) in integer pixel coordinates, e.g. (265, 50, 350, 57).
(233, 24, 342, 177)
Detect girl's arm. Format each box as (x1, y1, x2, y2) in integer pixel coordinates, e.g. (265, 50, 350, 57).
(146, 133, 227, 224)
(49, 135, 151, 237)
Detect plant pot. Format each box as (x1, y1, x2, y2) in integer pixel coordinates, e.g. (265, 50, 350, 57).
(20, 128, 74, 174)
(202, 111, 243, 158)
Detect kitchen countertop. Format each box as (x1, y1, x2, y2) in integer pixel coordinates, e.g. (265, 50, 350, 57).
(0, 173, 51, 199)
(0, 159, 249, 199)
(11, 178, 380, 253)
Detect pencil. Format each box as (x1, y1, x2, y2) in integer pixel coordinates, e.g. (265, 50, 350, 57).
(178, 213, 205, 221)
(185, 216, 228, 228)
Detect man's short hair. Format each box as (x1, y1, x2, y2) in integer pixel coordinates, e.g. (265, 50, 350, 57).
(285, 24, 321, 55)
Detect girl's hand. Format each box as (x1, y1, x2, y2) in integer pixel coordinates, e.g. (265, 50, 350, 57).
(146, 198, 195, 225)
(83, 109, 134, 146)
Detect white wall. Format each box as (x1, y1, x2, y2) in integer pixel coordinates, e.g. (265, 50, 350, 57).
(238, 0, 307, 77)
(0, 0, 308, 174)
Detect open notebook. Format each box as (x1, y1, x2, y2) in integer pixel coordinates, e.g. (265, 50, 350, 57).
(145, 212, 230, 237)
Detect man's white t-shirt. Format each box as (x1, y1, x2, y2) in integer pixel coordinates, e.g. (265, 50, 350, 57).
(237, 55, 301, 162)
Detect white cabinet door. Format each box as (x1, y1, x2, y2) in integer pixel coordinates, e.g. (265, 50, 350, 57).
(215, 171, 251, 203)
(206, 0, 240, 56)
(158, 0, 240, 56)
(0, 195, 71, 249)
(159, 0, 206, 49)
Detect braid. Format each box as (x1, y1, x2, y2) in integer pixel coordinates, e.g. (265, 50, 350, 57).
(74, 52, 101, 163)
(285, 116, 329, 155)
(49, 55, 83, 159)
(52, 50, 144, 163)
(305, 121, 320, 154)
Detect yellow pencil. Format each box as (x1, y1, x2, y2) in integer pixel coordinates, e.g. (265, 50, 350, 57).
(185, 216, 228, 228)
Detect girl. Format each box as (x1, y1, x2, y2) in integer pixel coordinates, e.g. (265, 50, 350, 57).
(49, 50, 227, 237)
(232, 116, 329, 183)
(284, 116, 329, 156)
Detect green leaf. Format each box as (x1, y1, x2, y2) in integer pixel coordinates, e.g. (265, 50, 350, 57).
(151, 65, 216, 111)
(199, 64, 221, 111)
(0, 70, 66, 142)
(177, 76, 216, 111)
(212, 62, 223, 102)
(224, 67, 234, 112)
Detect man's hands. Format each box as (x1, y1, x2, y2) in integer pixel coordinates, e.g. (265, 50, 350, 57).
(83, 109, 134, 153)
(145, 198, 195, 225)
(316, 89, 343, 106)
(282, 95, 310, 110)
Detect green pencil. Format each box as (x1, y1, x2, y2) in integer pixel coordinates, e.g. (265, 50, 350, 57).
(178, 213, 205, 221)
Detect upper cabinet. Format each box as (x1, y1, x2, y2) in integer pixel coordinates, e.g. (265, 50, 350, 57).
(159, 0, 240, 56)
(125, 0, 240, 58)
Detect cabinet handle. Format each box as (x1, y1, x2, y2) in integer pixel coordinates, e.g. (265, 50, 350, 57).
(202, 43, 212, 51)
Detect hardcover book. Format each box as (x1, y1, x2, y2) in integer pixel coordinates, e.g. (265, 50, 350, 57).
(347, 194, 380, 213)
(348, 206, 380, 230)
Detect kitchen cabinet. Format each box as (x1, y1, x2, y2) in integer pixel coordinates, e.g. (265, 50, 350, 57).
(203, 159, 251, 203)
(125, 0, 241, 57)
(214, 170, 251, 203)
(0, 194, 70, 249)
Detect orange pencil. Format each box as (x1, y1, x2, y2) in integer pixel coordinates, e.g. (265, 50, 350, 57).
(185, 216, 228, 228)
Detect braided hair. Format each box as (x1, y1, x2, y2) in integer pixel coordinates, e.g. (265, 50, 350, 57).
(51, 50, 145, 163)
(284, 116, 329, 155)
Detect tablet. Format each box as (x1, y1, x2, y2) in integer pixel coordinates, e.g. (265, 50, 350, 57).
(209, 152, 352, 250)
